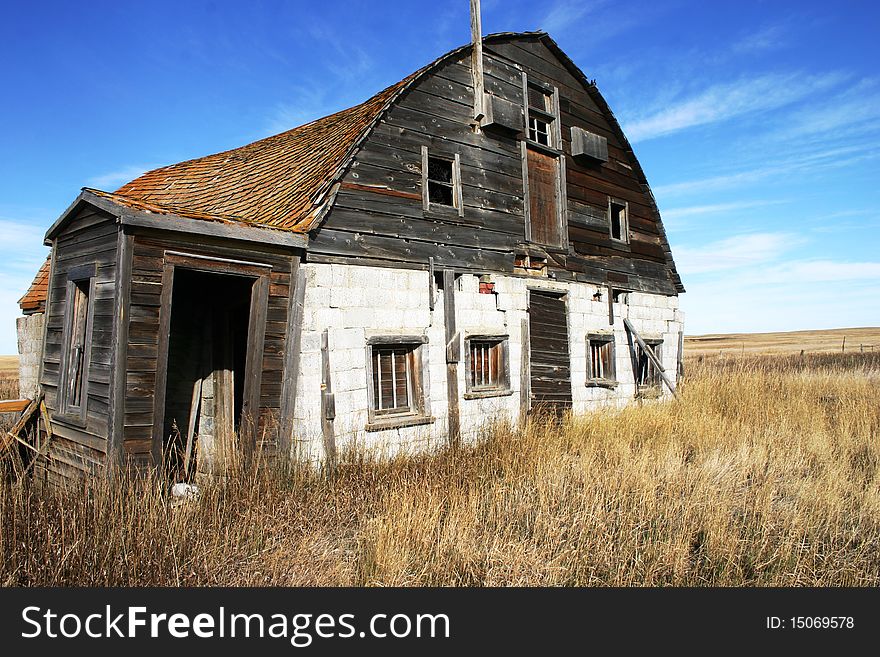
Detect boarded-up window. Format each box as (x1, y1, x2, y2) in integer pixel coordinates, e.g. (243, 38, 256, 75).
(466, 337, 509, 395)
(588, 335, 615, 382)
(371, 345, 416, 416)
(61, 277, 92, 417)
(527, 147, 562, 246)
(636, 340, 663, 389)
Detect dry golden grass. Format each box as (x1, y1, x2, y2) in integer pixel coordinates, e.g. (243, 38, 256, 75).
(0, 355, 19, 375)
(686, 326, 880, 356)
(1, 351, 878, 586)
(0, 372, 20, 433)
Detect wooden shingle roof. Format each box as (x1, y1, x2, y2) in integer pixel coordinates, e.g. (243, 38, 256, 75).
(18, 256, 51, 314)
(110, 72, 418, 232)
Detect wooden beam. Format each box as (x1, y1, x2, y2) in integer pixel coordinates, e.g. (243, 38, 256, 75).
(623, 318, 679, 400)
(320, 328, 337, 469)
(470, 0, 485, 121)
(118, 208, 308, 249)
(428, 257, 435, 311)
(443, 270, 461, 446)
(0, 399, 30, 413)
(607, 284, 614, 325)
(108, 230, 133, 473)
(519, 317, 530, 423)
(1, 397, 41, 455)
(279, 257, 305, 460)
(677, 329, 685, 380)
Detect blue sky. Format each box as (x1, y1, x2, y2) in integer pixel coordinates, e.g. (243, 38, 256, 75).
(1, 0, 878, 353)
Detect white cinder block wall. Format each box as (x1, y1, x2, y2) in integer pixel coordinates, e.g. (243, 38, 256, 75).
(292, 263, 683, 462)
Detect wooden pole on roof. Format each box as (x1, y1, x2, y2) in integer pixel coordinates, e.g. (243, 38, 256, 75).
(470, 0, 485, 122)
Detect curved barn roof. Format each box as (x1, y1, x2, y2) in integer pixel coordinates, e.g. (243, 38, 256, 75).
(22, 31, 683, 312)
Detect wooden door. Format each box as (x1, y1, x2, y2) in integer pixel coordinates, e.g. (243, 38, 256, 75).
(527, 148, 562, 247)
(528, 291, 572, 413)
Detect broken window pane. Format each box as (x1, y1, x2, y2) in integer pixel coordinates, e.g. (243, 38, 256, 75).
(426, 155, 456, 207)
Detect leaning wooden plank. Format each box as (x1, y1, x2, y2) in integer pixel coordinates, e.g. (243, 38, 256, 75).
(623, 318, 679, 400)
(320, 329, 337, 469)
(1, 397, 41, 454)
(0, 399, 30, 413)
(182, 376, 202, 480)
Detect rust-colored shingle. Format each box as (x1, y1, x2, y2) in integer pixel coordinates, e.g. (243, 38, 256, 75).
(19, 256, 51, 314)
(113, 73, 418, 232)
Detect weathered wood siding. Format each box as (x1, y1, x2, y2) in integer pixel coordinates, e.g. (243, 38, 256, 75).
(40, 206, 119, 483)
(120, 231, 297, 468)
(310, 34, 679, 296)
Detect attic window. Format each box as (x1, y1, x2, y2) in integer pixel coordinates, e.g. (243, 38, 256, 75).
(609, 198, 629, 243)
(526, 82, 557, 148)
(421, 146, 463, 216)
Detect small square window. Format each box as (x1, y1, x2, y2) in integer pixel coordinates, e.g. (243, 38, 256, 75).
(528, 116, 551, 146)
(636, 340, 663, 389)
(587, 335, 615, 383)
(465, 336, 510, 398)
(609, 198, 629, 243)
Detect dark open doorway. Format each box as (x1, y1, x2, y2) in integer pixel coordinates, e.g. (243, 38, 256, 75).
(162, 268, 253, 479)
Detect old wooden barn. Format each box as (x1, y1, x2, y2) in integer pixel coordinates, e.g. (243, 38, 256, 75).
(16, 30, 684, 485)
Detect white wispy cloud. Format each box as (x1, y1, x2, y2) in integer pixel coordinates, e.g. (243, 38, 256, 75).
(771, 78, 880, 143)
(731, 23, 790, 54)
(87, 165, 154, 190)
(674, 232, 800, 275)
(623, 71, 848, 142)
(680, 254, 880, 334)
(539, 0, 608, 35)
(662, 200, 788, 223)
(654, 143, 880, 198)
(0, 218, 52, 354)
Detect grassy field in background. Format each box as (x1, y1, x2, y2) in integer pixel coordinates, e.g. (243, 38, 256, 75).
(686, 327, 880, 356)
(2, 347, 878, 586)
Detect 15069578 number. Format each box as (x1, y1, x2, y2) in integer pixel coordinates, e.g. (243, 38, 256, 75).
(790, 617, 854, 629)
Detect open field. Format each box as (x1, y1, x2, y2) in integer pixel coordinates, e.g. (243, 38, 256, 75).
(0, 356, 18, 375)
(686, 326, 880, 357)
(2, 350, 878, 586)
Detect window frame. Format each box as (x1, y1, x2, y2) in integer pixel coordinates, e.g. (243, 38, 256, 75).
(608, 197, 630, 244)
(586, 333, 617, 388)
(635, 339, 663, 392)
(521, 74, 568, 251)
(524, 80, 561, 151)
(421, 146, 463, 217)
(58, 264, 96, 424)
(464, 334, 512, 399)
(365, 334, 433, 431)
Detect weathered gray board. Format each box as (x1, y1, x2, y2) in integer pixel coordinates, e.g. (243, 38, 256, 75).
(527, 290, 572, 412)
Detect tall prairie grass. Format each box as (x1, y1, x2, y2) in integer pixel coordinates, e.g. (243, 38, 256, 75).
(1, 352, 878, 586)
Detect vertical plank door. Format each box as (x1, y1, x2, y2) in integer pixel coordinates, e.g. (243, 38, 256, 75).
(528, 290, 572, 414)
